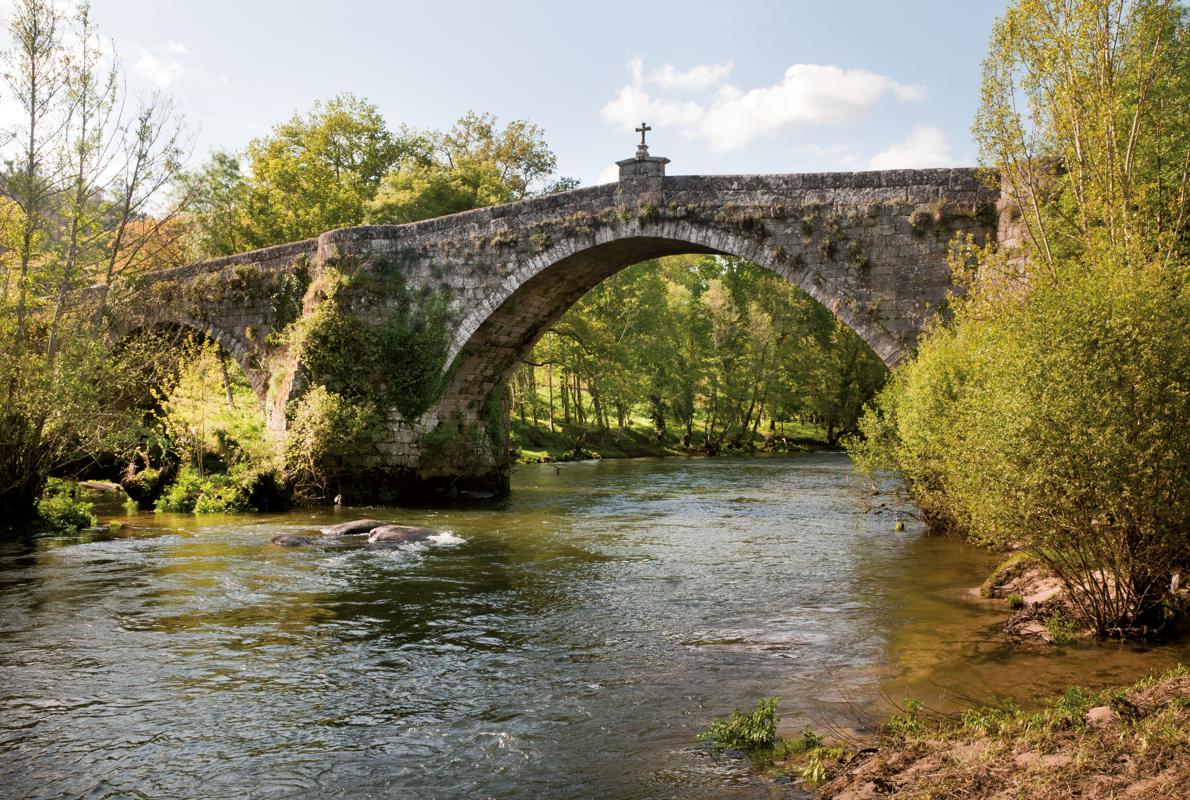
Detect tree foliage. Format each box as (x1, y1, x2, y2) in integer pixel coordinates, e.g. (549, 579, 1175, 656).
(515, 255, 887, 452)
(854, 0, 1190, 635)
(0, 0, 188, 528)
(366, 111, 560, 224)
(181, 105, 571, 257)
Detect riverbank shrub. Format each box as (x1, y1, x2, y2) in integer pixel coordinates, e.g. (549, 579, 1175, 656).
(851, 0, 1190, 637)
(283, 385, 384, 503)
(154, 466, 257, 514)
(36, 481, 98, 531)
(860, 248, 1190, 635)
(697, 697, 779, 752)
(159, 342, 274, 473)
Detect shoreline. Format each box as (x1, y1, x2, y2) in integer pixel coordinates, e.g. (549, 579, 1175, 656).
(510, 417, 838, 465)
(814, 666, 1189, 799)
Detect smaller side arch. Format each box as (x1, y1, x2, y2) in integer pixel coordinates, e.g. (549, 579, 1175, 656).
(109, 318, 270, 411)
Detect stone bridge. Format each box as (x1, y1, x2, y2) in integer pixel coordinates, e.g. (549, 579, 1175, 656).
(114, 149, 1011, 501)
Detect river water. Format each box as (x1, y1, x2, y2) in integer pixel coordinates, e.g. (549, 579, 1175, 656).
(2, 454, 1187, 799)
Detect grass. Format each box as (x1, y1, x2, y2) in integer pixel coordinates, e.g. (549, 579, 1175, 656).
(697, 697, 780, 753)
(704, 668, 1190, 797)
(819, 665, 1190, 799)
(509, 416, 829, 464)
(979, 551, 1038, 598)
(698, 698, 848, 791)
(1045, 611, 1078, 645)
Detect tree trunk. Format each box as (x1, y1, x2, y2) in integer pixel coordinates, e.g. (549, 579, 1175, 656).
(547, 363, 556, 432)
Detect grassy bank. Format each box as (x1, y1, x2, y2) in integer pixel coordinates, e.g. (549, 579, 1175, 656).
(701, 668, 1190, 798)
(509, 417, 832, 463)
(817, 666, 1190, 799)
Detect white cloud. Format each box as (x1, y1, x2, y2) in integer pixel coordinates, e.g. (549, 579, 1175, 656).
(890, 83, 926, 101)
(695, 65, 924, 151)
(602, 59, 924, 152)
(596, 164, 620, 185)
(869, 126, 954, 169)
(135, 41, 189, 87)
(602, 84, 704, 128)
(649, 60, 733, 91)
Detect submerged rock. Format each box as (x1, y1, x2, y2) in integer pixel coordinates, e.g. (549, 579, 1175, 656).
(271, 534, 313, 547)
(319, 519, 389, 536)
(366, 525, 434, 544)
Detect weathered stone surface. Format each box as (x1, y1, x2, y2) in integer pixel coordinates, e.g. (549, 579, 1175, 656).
(270, 534, 313, 547)
(366, 525, 434, 544)
(1085, 706, 1117, 727)
(319, 519, 389, 536)
(108, 157, 1014, 503)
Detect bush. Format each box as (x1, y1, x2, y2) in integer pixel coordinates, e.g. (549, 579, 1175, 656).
(885, 698, 927, 736)
(697, 697, 779, 752)
(121, 465, 168, 508)
(851, 0, 1190, 639)
(283, 385, 383, 503)
(154, 467, 204, 512)
(37, 491, 98, 531)
(1045, 612, 1078, 646)
(855, 259, 1190, 635)
(154, 466, 258, 514)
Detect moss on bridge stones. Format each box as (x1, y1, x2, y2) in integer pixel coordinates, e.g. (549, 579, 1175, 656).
(415, 388, 510, 496)
(291, 261, 452, 422)
(266, 265, 311, 343)
(269, 259, 467, 501)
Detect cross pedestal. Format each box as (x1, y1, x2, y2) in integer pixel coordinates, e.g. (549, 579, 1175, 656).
(616, 153, 670, 180)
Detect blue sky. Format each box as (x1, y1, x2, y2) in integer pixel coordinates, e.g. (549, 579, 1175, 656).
(50, 1, 1007, 185)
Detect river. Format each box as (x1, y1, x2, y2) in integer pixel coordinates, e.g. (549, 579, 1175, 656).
(2, 454, 1186, 799)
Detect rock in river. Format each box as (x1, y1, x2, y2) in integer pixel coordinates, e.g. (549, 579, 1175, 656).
(319, 519, 390, 536)
(367, 525, 434, 544)
(271, 534, 313, 547)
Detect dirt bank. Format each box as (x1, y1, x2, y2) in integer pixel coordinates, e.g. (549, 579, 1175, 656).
(817, 667, 1189, 799)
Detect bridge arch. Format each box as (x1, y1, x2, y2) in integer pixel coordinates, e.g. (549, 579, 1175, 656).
(111, 318, 270, 409)
(439, 219, 903, 415)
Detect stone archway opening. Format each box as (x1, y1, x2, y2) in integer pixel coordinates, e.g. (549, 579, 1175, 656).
(499, 249, 889, 459)
(438, 228, 896, 423)
(110, 325, 274, 506)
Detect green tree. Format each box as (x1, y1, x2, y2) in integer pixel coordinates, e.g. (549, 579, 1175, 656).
(520, 254, 886, 455)
(0, 0, 187, 528)
(177, 151, 250, 257)
(854, 0, 1190, 635)
(367, 111, 563, 223)
(237, 94, 411, 248)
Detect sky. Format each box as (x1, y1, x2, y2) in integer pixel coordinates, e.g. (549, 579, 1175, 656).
(6, 0, 1009, 186)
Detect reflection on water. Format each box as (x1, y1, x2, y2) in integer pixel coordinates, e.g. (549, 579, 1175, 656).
(0, 454, 1186, 799)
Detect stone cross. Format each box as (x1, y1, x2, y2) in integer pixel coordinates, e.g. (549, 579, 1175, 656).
(635, 122, 651, 146)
